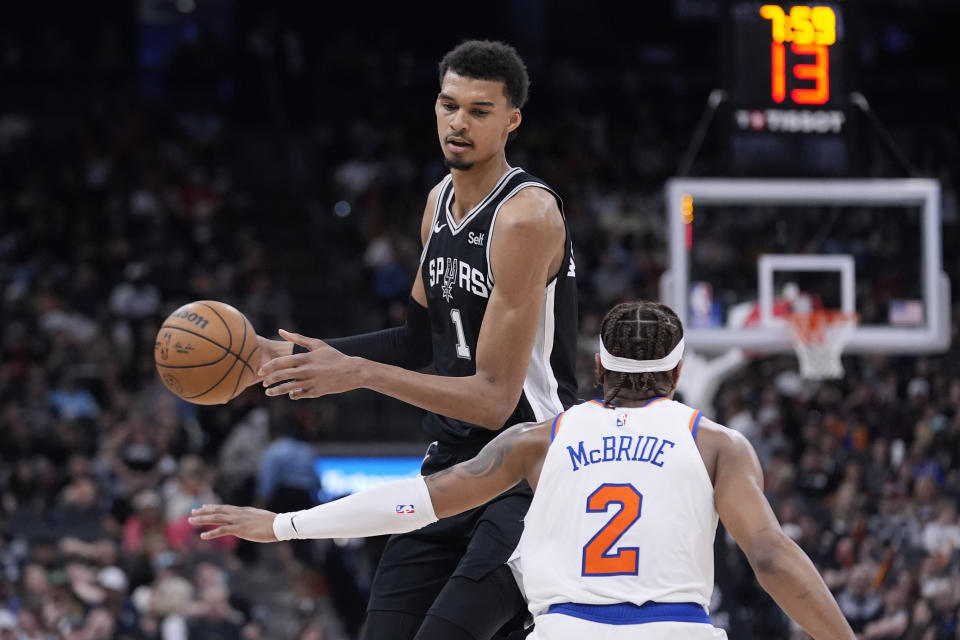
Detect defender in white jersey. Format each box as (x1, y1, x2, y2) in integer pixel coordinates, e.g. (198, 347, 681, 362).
(509, 397, 720, 636)
(191, 301, 856, 640)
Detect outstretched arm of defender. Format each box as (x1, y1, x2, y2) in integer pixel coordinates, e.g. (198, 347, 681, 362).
(188, 421, 551, 542)
(712, 423, 855, 640)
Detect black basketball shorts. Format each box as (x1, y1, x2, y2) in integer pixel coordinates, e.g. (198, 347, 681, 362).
(366, 443, 532, 626)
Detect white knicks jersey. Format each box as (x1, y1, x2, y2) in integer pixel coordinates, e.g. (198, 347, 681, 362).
(509, 398, 717, 618)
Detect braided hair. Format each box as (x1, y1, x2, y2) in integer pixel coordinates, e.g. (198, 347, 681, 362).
(599, 301, 684, 407)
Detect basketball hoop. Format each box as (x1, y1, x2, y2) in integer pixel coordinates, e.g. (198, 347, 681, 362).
(787, 311, 859, 380)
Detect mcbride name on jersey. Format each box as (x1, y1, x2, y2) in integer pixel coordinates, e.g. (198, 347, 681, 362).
(420, 167, 579, 450)
(510, 399, 718, 618)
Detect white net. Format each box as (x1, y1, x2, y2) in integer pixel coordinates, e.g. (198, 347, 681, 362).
(788, 311, 859, 380)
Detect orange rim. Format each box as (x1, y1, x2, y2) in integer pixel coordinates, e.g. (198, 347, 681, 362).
(787, 310, 859, 343)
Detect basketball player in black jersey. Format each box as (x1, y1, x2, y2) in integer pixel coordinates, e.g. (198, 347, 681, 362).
(252, 40, 579, 640)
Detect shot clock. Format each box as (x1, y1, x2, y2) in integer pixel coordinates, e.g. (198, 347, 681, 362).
(725, 1, 852, 175)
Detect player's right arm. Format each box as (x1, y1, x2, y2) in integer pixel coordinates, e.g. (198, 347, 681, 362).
(424, 419, 550, 516)
(187, 419, 552, 542)
(708, 421, 855, 640)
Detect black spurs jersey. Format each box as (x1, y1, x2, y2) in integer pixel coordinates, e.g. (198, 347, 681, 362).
(420, 167, 579, 451)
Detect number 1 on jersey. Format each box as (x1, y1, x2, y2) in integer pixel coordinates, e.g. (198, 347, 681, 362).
(450, 309, 471, 360)
(582, 483, 642, 576)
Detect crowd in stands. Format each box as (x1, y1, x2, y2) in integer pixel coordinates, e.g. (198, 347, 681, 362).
(702, 351, 960, 638)
(1, 5, 959, 639)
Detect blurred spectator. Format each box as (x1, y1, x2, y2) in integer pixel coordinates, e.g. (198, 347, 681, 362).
(837, 563, 885, 632)
(52, 476, 111, 543)
(296, 620, 326, 640)
(362, 230, 418, 312)
(187, 584, 244, 639)
(0, 610, 17, 639)
(164, 457, 218, 525)
(921, 499, 960, 557)
(860, 580, 910, 639)
(903, 597, 934, 640)
(216, 408, 270, 506)
(163, 457, 234, 553)
(148, 572, 194, 640)
(47, 374, 99, 422)
(96, 566, 141, 638)
(109, 263, 161, 324)
(870, 482, 921, 551)
(725, 395, 759, 444)
(14, 608, 51, 640)
(104, 410, 176, 499)
(256, 419, 321, 514)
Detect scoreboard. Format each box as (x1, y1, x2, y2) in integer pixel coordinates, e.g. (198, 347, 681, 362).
(726, 2, 851, 174)
(759, 5, 837, 105)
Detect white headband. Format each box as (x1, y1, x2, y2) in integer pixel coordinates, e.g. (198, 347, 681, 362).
(599, 337, 685, 373)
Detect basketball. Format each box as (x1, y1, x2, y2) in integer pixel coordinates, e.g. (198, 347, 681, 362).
(154, 300, 261, 405)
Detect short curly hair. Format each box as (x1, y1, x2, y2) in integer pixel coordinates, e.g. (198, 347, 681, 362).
(438, 39, 530, 108)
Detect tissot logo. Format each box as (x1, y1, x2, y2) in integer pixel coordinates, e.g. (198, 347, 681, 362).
(467, 231, 485, 246)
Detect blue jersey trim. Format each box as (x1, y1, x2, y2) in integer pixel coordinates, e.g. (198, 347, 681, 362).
(547, 601, 711, 625)
(691, 411, 703, 441)
(550, 412, 564, 443)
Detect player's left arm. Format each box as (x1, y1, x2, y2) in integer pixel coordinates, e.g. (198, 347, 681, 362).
(710, 420, 856, 640)
(425, 418, 551, 516)
(259, 188, 565, 429)
(187, 419, 552, 542)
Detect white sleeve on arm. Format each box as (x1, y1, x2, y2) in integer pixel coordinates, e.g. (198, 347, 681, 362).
(272, 476, 439, 541)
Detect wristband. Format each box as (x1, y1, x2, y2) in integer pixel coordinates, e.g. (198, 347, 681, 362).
(273, 512, 300, 541)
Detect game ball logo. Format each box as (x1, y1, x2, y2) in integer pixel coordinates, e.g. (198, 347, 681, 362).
(162, 373, 183, 395)
(156, 331, 172, 361)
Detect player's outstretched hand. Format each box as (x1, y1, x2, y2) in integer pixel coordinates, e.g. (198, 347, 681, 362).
(188, 505, 278, 543)
(238, 336, 296, 390)
(258, 330, 359, 399)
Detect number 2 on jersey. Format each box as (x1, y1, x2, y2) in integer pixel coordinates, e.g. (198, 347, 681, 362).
(581, 483, 642, 576)
(450, 309, 471, 360)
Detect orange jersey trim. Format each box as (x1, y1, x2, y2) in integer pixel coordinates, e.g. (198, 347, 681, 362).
(688, 410, 702, 440)
(551, 412, 566, 442)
